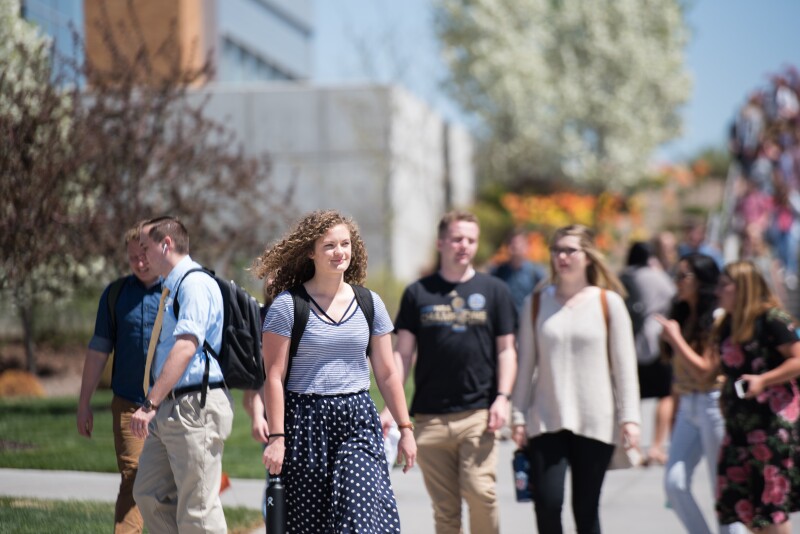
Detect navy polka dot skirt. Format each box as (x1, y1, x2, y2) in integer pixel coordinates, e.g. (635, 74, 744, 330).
(283, 390, 401, 533)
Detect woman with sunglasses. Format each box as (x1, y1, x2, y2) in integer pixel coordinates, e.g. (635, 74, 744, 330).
(714, 261, 800, 533)
(656, 254, 744, 533)
(511, 224, 641, 534)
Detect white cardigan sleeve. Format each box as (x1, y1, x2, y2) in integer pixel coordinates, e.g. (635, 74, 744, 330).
(606, 291, 642, 426)
(511, 291, 537, 427)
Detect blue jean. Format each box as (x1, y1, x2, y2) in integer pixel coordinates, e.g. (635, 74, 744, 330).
(664, 391, 744, 534)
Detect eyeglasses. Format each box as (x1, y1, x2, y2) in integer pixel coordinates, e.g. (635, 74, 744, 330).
(675, 271, 694, 281)
(549, 246, 582, 257)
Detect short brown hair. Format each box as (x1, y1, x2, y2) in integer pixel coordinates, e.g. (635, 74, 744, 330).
(141, 216, 190, 254)
(437, 210, 479, 239)
(124, 220, 148, 245)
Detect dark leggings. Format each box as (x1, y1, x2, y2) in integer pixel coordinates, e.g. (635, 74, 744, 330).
(527, 430, 615, 534)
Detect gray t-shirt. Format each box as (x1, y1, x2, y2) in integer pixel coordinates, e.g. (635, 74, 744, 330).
(264, 289, 393, 394)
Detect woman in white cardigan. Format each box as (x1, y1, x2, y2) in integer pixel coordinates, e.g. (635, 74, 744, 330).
(511, 225, 641, 534)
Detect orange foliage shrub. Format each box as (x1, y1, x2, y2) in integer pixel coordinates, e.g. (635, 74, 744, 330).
(0, 370, 46, 398)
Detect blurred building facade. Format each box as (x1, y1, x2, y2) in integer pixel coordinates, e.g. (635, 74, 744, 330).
(23, 0, 312, 82)
(196, 83, 474, 281)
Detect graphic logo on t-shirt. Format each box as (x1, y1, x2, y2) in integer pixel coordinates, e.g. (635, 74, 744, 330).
(419, 291, 489, 332)
(467, 293, 486, 311)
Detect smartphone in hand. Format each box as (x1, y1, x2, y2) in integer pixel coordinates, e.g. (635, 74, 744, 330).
(734, 378, 749, 399)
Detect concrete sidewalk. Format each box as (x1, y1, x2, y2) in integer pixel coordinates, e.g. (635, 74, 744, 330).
(3, 397, 800, 533)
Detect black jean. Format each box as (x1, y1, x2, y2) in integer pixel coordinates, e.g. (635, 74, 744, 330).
(526, 430, 615, 534)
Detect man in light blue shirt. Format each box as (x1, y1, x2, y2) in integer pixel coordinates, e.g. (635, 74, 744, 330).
(130, 216, 233, 534)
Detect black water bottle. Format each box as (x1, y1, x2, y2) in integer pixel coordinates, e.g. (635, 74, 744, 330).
(265, 475, 286, 534)
(512, 449, 533, 502)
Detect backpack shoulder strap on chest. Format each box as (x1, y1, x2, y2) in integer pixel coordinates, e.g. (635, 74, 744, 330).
(287, 286, 311, 385)
(173, 268, 211, 319)
(352, 285, 375, 356)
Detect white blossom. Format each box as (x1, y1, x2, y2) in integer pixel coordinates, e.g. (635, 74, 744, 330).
(436, 0, 692, 189)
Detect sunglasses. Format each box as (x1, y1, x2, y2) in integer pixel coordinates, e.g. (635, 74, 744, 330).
(675, 271, 694, 281)
(549, 246, 582, 257)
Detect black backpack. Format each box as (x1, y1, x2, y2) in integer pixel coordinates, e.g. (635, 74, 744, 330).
(174, 268, 266, 406)
(285, 284, 374, 385)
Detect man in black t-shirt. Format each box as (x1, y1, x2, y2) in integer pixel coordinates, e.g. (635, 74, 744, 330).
(387, 210, 517, 534)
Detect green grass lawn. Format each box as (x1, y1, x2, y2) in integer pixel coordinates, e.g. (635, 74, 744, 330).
(0, 390, 263, 478)
(0, 496, 262, 533)
(0, 376, 414, 477)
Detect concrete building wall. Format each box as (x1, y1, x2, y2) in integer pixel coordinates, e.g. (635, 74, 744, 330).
(195, 84, 474, 282)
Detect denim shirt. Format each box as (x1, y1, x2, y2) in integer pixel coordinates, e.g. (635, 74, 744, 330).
(152, 255, 224, 390)
(88, 275, 162, 404)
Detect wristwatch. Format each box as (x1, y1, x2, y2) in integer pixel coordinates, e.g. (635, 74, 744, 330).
(496, 392, 511, 400)
(142, 399, 158, 413)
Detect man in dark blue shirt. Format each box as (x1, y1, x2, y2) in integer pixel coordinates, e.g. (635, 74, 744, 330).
(77, 223, 161, 534)
(491, 229, 546, 314)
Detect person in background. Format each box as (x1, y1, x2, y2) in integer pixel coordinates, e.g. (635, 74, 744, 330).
(491, 228, 546, 314)
(656, 254, 744, 534)
(77, 222, 161, 534)
(714, 261, 800, 533)
(242, 276, 274, 524)
(389, 210, 517, 534)
(257, 210, 416, 533)
(620, 241, 676, 466)
(652, 231, 680, 275)
(512, 224, 641, 534)
(678, 218, 724, 268)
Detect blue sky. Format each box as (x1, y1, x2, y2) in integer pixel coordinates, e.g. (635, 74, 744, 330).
(314, 0, 800, 163)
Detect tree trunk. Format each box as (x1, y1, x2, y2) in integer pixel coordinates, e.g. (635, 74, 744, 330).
(20, 303, 36, 374)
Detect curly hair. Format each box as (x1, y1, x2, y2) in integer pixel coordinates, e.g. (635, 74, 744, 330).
(251, 210, 368, 299)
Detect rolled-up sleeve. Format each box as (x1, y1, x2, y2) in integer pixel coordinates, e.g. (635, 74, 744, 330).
(88, 285, 113, 354)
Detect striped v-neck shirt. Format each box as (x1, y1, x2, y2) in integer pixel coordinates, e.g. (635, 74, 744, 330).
(263, 289, 393, 394)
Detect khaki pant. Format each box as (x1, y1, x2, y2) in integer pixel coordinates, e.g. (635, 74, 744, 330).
(415, 409, 499, 534)
(133, 388, 233, 534)
(112, 396, 145, 534)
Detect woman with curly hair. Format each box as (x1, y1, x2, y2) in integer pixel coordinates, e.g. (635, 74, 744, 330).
(511, 224, 641, 533)
(253, 210, 416, 533)
(657, 254, 744, 534)
(713, 261, 800, 533)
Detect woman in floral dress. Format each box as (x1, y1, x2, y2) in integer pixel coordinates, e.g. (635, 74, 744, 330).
(715, 260, 800, 533)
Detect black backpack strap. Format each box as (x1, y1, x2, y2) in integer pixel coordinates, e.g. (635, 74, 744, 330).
(173, 268, 212, 319)
(106, 277, 127, 352)
(352, 285, 375, 357)
(287, 286, 311, 387)
(173, 267, 215, 407)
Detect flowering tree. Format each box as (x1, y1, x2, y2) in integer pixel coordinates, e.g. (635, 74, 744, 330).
(435, 0, 692, 190)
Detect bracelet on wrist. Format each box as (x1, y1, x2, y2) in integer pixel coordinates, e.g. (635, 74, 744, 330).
(397, 422, 414, 431)
(268, 433, 285, 440)
(496, 392, 511, 400)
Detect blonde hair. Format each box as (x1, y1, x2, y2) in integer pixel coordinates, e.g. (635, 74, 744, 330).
(124, 220, 148, 244)
(252, 210, 367, 299)
(715, 260, 782, 343)
(548, 224, 626, 296)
